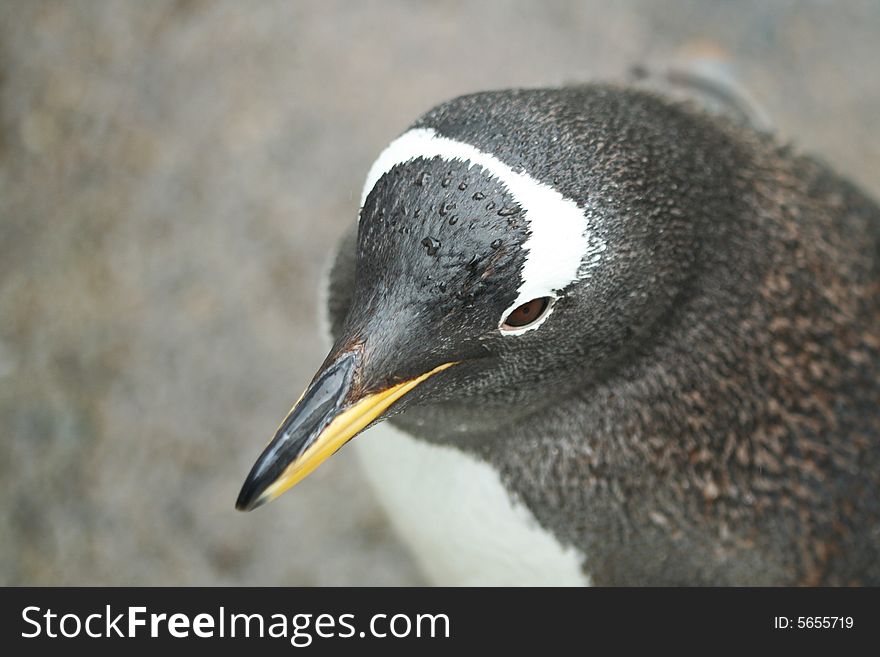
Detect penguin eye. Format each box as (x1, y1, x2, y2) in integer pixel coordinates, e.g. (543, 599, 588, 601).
(501, 297, 553, 331)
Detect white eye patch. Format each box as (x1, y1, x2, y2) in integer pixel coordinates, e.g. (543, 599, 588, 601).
(361, 127, 605, 335)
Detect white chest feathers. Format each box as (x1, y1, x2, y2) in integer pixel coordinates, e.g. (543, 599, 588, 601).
(354, 421, 590, 586)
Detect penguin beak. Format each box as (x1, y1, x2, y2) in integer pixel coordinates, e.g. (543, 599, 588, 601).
(236, 349, 456, 511)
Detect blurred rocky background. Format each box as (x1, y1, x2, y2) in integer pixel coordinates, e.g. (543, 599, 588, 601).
(1, 0, 878, 585)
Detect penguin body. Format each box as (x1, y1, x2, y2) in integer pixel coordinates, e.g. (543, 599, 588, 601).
(240, 83, 880, 586)
(326, 85, 880, 586)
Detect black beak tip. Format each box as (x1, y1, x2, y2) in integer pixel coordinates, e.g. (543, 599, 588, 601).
(234, 350, 361, 513)
(235, 489, 264, 512)
(235, 471, 268, 512)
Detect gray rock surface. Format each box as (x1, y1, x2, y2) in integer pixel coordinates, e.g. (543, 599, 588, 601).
(1, 0, 878, 585)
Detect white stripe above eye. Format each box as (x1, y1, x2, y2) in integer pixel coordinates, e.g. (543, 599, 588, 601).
(360, 127, 604, 335)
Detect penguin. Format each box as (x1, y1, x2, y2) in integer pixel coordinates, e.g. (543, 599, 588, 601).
(236, 83, 880, 586)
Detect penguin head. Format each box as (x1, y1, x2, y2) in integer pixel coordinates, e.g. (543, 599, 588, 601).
(237, 88, 709, 510)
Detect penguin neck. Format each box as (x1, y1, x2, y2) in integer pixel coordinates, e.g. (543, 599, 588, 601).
(388, 345, 651, 453)
(390, 386, 575, 447)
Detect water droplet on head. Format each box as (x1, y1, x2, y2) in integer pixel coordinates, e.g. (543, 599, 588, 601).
(417, 172, 432, 186)
(458, 181, 468, 191)
(439, 202, 456, 217)
(497, 205, 519, 216)
(472, 191, 485, 201)
(441, 176, 452, 188)
(485, 201, 496, 211)
(448, 216, 458, 225)
(490, 238, 503, 249)
(421, 236, 441, 256)
(438, 281, 447, 292)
